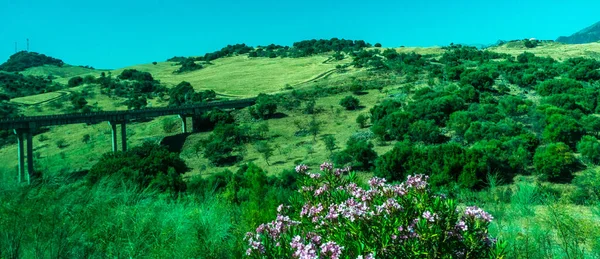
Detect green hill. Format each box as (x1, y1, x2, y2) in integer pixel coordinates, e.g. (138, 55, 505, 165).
(557, 21, 600, 44)
(0, 51, 65, 72)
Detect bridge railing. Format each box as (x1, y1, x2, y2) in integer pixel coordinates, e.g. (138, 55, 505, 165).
(0, 98, 256, 128)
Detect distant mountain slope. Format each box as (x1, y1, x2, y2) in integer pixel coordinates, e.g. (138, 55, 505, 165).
(557, 21, 600, 44)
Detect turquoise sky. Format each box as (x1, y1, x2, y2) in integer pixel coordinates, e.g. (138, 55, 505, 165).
(1, 0, 599, 69)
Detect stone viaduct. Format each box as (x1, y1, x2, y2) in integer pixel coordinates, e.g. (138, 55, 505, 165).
(0, 98, 256, 184)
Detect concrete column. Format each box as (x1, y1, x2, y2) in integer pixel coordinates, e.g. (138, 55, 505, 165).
(14, 130, 25, 183)
(26, 130, 33, 184)
(109, 121, 118, 152)
(121, 122, 127, 152)
(190, 116, 196, 133)
(179, 115, 187, 133)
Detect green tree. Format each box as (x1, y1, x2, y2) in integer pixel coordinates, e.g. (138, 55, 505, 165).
(577, 135, 600, 165)
(536, 78, 582, 96)
(308, 116, 321, 141)
(582, 115, 600, 137)
(339, 96, 360, 110)
(87, 142, 188, 194)
(68, 76, 84, 87)
(533, 142, 577, 182)
(343, 137, 377, 170)
(408, 119, 444, 144)
(542, 114, 583, 147)
(249, 94, 278, 119)
(82, 134, 91, 144)
(254, 141, 273, 165)
(356, 114, 369, 128)
(322, 135, 337, 155)
(70, 93, 88, 110)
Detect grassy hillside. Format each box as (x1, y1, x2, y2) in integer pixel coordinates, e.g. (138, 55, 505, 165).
(21, 65, 101, 81)
(114, 54, 349, 96)
(489, 41, 600, 60)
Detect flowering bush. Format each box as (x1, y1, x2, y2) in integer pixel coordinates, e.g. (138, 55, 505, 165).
(245, 162, 505, 258)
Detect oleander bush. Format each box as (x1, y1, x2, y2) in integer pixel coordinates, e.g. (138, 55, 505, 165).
(245, 163, 505, 258)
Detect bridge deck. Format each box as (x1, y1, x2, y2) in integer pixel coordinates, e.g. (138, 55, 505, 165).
(0, 98, 256, 130)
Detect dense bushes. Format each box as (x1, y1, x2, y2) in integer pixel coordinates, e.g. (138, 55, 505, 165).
(118, 69, 154, 81)
(168, 81, 216, 106)
(536, 78, 583, 96)
(168, 39, 371, 63)
(0, 72, 64, 98)
(0, 51, 64, 72)
(87, 143, 188, 194)
(174, 58, 203, 74)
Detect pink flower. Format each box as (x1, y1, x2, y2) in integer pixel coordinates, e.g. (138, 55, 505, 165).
(405, 174, 429, 190)
(320, 162, 333, 171)
(464, 206, 494, 222)
(456, 220, 468, 231)
(296, 164, 309, 173)
(422, 211, 438, 222)
(368, 177, 387, 188)
(314, 184, 329, 196)
(320, 241, 344, 259)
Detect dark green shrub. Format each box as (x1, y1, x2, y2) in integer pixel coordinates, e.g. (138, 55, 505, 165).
(174, 58, 203, 74)
(533, 142, 577, 182)
(249, 94, 278, 119)
(571, 169, 600, 204)
(68, 76, 84, 87)
(168, 81, 215, 106)
(577, 135, 600, 165)
(356, 114, 368, 128)
(118, 69, 154, 81)
(408, 119, 445, 144)
(460, 69, 495, 91)
(87, 142, 188, 194)
(536, 78, 582, 96)
(542, 114, 583, 147)
(339, 95, 360, 110)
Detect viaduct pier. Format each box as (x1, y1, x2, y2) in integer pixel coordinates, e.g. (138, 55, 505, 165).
(0, 98, 256, 184)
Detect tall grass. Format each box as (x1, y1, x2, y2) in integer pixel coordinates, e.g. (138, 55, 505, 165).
(472, 177, 600, 259)
(0, 174, 241, 258)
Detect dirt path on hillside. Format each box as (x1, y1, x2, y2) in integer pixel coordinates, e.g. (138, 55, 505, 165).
(12, 90, 73, 107)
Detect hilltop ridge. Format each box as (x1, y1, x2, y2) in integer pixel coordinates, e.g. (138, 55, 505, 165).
(557, 21, 600, 44)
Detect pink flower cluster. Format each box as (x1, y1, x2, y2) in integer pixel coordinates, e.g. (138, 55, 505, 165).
(320, 241, 344, 259)
(255, 214, 301, 240)
(314, 184, 329, 196)
(422, 210, 439, 222)
(464, 206, 494, 222)
(245, 163, 498, 258)
(320, 162, 334, 171)
(405, 174, 429, 190)
(356, 254, 375, 259)
(290, 236, 318, 259)
(296, 164, 309, 173)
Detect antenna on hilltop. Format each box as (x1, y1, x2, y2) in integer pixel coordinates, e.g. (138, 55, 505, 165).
(27, 38, 29, 51)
